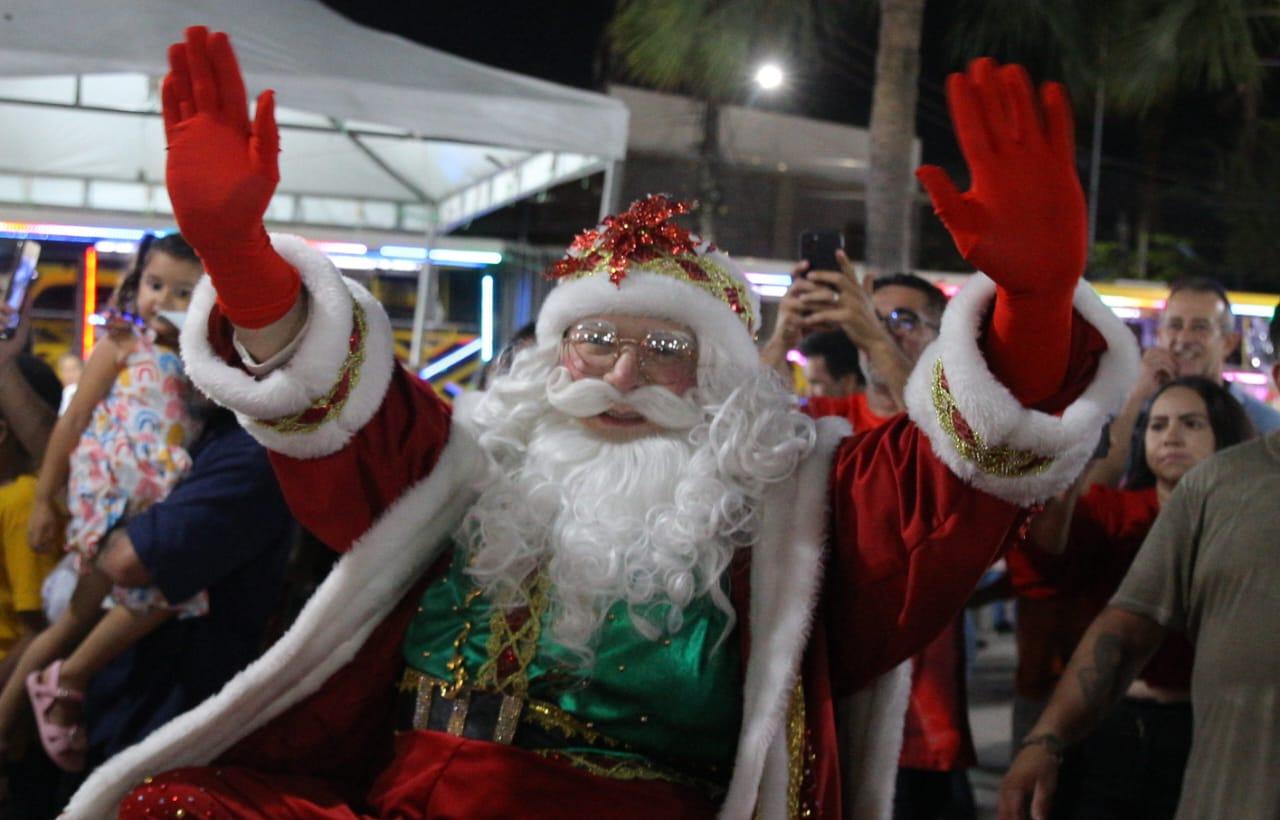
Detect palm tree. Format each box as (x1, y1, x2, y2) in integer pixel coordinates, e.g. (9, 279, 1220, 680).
(947, 0, 1280, 276)
(607, 0, 830, 241)
(864, 0, 928, 277)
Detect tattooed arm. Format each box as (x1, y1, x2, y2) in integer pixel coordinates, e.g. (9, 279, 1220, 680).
(996, 606, 1166, 820)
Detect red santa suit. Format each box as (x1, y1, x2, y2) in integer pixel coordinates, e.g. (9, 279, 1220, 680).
(62, 225, 1135, 820)
(65, 32, 1134, 819)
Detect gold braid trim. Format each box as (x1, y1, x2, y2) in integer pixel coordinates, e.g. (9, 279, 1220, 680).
(532, 750, 714, 794)
(785, 681, 807, 820)
(930, 359, 1054, 478)
(258, 303, 368, 435)
(558, 253, 755, 332)
(475, 574, 549, 698)
(523, 701, 622, 749)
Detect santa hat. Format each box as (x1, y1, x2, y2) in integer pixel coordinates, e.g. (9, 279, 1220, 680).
(535, 195, 762, 373)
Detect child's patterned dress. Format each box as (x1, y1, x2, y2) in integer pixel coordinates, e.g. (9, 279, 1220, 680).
(65, 331, 207, 617)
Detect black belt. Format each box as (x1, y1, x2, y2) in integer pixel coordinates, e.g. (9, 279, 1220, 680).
(394, 669, 728, 798)
(397, 675, 517, 743)
(394, 669, 616, 751)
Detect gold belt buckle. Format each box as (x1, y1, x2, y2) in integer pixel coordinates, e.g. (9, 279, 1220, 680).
(412, 673, 434, 731)
(446, 689, 472, 736)
(404, 669, 525, 745)
(493, 693, 522, 744)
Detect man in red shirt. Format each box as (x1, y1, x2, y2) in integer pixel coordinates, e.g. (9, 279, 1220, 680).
(762, 267, 946, 430)
(796, 330, 865, 399)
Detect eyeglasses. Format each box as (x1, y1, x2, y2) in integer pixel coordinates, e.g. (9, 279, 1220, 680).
(562, 319, 698, 385)
(879, 308, 939, 335)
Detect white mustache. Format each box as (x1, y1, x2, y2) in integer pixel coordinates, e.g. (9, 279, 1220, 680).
(545, 367, 704, 430)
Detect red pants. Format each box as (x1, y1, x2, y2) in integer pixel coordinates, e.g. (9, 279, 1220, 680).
(121, 730, 718, 819)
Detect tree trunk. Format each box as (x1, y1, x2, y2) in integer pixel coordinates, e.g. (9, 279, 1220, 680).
(1134, 107, 1167, 279)
(864, 0, 926, 276)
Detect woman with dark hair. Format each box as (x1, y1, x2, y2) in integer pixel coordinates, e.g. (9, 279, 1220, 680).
(1005, 376, 1254, 819)
(1123, 376, 1254, 492)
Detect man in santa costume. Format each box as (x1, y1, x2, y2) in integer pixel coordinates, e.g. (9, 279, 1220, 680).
(64, 27, 1135, 820)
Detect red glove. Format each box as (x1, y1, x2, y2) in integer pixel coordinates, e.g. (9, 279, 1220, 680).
(163, 26, 299, 329)
(916, 59, 1086, 406)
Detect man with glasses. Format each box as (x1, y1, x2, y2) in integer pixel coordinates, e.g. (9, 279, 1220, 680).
(1088, 276, 1280, 488)
(769, 265, 983, 819)
(765, 261, 941, 437)
(777, 266, 946, 429)
(68, 31, 1140, 820)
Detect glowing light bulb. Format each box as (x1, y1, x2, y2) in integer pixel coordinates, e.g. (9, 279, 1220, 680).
(754, 63, 784, 91)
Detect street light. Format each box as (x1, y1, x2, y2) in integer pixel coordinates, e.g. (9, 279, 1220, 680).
(754, 63, 784, 91)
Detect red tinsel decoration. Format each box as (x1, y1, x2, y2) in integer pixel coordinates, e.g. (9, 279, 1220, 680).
(545, 194, 708, 286)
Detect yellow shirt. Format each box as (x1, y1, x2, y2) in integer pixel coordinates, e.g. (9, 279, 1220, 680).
(0, 475, 59, 656)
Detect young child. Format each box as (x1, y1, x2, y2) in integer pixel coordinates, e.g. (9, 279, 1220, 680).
(0, 234, 204, 772)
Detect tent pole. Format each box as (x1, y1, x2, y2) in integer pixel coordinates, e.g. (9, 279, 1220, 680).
(410, 225, 439, 369)
(598, 160, 624, 222)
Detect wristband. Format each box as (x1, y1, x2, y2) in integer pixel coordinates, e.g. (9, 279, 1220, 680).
(1018, 732, 1065, 763)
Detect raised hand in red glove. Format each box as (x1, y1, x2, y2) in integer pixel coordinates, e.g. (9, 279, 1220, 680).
(917, 58, 1085, 406)
(163, 26, 299, 329)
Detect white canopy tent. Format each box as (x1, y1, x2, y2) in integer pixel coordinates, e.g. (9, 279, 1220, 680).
(0, 0, 628, 362)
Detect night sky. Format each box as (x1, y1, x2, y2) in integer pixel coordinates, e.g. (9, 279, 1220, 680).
(316, 1, 1275, 285)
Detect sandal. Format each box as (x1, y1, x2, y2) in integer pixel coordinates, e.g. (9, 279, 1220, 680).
(25, 660, 87, 772)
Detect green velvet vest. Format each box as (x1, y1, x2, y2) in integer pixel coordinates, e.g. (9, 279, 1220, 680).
(402, 548, 742, 785)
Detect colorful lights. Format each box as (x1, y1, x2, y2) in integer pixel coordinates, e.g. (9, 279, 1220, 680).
(1224, 371, 1269, 386)
(311, 241, 369, 256)
(378, 245, 428, 260)
(418, 338, 483, 381)
(428, 248, 503, 266)
(93, 240, 140, 255)
(0, 221, 147, 242)
(379, 245, 504, 265)
(744, 271, 793, 288)
(326, 254, 421, 272)
(81, 246, 97, 357)
(481, 275, 495, 362)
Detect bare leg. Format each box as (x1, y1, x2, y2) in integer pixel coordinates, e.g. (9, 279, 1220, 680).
(0, 568, 111, 741)
(50, 604, 174, 726)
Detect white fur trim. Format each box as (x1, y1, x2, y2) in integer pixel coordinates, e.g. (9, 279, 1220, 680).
(904, 274, 1139, 506)
(536, 263, 762, 375)
(63, 425, 489, 820)
(837, 664, 912, 820)
(181, 234, 395, 459)
(720, 416, 849, 820)
(67, 413, 860, 819)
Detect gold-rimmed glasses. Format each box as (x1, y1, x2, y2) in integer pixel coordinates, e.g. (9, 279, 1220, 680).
(562, 319, 698, 385)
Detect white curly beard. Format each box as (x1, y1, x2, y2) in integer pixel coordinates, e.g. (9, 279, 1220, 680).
(456, 342, 815, 665)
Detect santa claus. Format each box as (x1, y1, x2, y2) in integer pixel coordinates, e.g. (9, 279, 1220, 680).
(65, 27, 1136, 820)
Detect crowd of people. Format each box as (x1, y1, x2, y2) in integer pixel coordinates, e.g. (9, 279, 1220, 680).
(0, 23, 1274, 820)
(757, 247, 1280, 820)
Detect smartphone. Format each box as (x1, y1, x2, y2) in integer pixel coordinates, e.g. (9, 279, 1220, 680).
(799, 229, 844, 277)
(0, 240, 41, 340)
